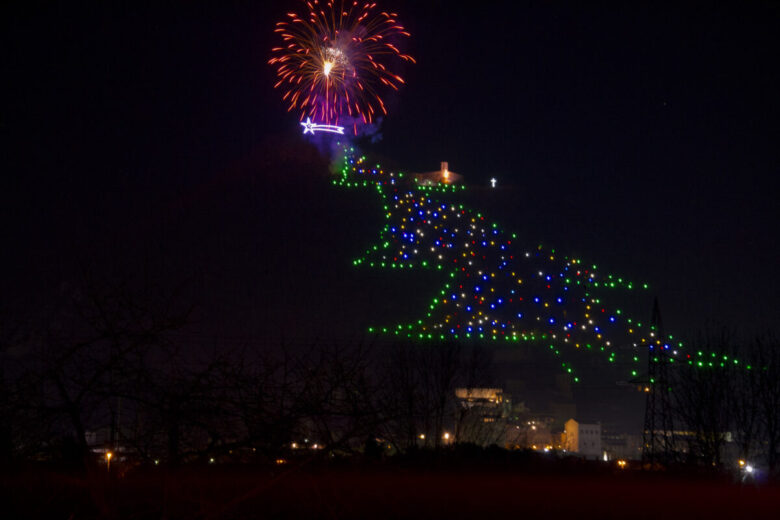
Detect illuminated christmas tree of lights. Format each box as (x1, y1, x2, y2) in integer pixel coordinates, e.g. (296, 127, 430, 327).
(267, 3, 751, 382)
(333, 146, 746, 382)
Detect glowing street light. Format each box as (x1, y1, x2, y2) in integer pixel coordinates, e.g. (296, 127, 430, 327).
(490, 178, 497, 188)
(105, 451, 113, 473)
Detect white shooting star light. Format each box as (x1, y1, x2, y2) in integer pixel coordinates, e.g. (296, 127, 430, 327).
(301, 117, 345, 135)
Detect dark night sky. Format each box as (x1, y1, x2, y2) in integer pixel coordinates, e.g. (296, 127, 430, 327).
(2, 1, 779, 354)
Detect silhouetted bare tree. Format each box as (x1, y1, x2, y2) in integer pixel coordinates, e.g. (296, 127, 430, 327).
(375, 341, 495, 451)
(672, 332, 734, 467)
(6, 273, 190, 466)
(753, 335, 780, 478)
(731, 351, 761, 465)
(376, 341, 425, 450)
(421, 341, 461, 448)
(295, 342, 382, 454)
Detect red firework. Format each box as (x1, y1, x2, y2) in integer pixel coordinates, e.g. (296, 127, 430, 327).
(269, 0, 415, 129)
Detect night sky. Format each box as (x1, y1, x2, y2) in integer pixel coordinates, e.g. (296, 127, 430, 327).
(3, 1, 779, 357)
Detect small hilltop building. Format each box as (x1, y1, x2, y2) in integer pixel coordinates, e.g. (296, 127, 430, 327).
(415, 161, 463, 186)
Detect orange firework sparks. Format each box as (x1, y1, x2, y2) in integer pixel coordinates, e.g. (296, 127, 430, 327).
(269, 0, 415, 130)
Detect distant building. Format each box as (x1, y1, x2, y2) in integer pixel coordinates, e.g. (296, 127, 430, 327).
(454, 387, 507, 446)
(505, 417, 555, 451)
(455, 387, 504, 407)
(415, 161, 463, 186)
(602, 431, 643, 461)
(564, 418, 601, 459)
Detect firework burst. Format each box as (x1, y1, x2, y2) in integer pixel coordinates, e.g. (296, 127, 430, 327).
(269, 0, 415, 131)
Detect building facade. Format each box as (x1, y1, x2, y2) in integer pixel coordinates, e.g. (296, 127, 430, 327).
(564, 418, 602, 459)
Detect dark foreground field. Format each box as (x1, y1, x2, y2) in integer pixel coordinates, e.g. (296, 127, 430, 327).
(2, 463, 778, 520)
